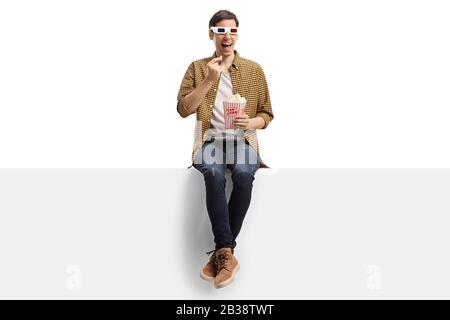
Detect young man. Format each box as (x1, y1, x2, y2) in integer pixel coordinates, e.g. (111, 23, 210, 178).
(177, 10, 274, 289)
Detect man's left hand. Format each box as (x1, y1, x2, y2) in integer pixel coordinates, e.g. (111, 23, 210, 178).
(234, 113, 253, 130)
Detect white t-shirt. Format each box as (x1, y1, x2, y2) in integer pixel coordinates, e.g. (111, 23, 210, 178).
(207, 72, 244, 141)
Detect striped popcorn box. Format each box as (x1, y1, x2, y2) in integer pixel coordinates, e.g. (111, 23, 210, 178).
(223, 101, 246, 129)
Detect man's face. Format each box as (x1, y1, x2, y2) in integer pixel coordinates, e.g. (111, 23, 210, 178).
(209, 19, 238, 57)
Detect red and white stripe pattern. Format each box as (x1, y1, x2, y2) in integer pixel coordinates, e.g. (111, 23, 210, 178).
(223, 101, 246, 129)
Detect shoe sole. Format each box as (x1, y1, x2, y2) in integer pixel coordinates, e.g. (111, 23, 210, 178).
(200, 271, 215, 282)
(214, 263, 240, 289)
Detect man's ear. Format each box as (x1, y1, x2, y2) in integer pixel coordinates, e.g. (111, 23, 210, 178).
(209, 30, 214, 40)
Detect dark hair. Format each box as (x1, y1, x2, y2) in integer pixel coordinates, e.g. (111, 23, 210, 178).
(208, 10, 239, 28)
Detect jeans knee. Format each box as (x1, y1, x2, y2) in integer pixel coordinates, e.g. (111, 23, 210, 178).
(232, 166, 256, 187)
(202, 166, 226, 184)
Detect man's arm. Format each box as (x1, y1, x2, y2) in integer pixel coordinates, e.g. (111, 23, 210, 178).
(177, 57, 222, 118)
(255, 65, 274, 129)
(249, 116, 266, 130)
(177, 62, 196, 118)
(182, 78, 215, 114)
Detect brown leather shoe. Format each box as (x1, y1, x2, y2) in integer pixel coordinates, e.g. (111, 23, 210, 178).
(200, 250, 217, 281)
(214, 248, 240, 289)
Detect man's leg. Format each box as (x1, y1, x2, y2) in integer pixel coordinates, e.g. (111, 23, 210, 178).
(227, 139, 261, 245)
(193, 138, 234, 250)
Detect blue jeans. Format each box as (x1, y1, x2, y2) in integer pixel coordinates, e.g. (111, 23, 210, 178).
(193, 136, 261, 250)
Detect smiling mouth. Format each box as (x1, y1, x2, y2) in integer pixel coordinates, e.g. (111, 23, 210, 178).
(222, 42, 232, 48)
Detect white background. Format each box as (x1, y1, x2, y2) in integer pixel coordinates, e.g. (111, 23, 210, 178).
(1, 0, 449, 168)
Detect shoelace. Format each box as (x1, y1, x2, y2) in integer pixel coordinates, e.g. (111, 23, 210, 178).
(215, 250, 231, 272)
(206, 249, 216, 262)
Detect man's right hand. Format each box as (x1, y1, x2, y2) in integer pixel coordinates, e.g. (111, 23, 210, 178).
(180, 56, 222, 115)
(206, 56, 222, 82)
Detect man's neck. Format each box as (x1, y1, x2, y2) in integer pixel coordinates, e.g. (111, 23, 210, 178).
(217, 51, 235, 73)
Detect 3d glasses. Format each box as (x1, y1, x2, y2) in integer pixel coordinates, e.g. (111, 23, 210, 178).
(210, 26, 239, 35)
